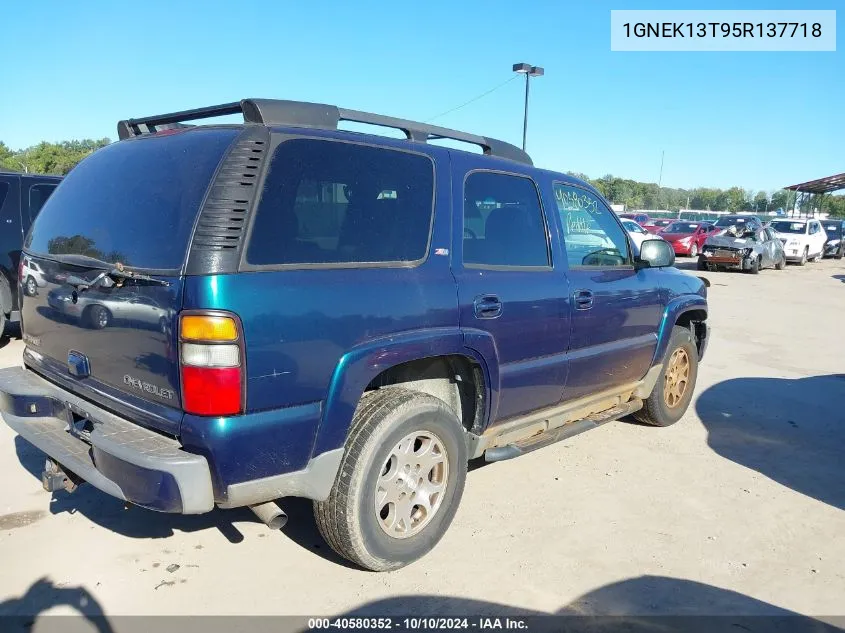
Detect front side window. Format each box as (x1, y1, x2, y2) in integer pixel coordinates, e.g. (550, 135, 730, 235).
(554, 183, 629, 268)
(247, 140, 434, 266)
(462, 172, 549, 268)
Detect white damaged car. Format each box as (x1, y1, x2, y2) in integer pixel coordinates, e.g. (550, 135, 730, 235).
(769, 218, 827, 266)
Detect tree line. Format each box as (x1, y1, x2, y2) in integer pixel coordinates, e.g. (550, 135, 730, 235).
(2, 138, 842, 217)
(568, 172, 845, 218)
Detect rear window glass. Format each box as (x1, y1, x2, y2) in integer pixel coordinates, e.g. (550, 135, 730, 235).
(247, 139, 434, 266)
(25, 128, 237, 269)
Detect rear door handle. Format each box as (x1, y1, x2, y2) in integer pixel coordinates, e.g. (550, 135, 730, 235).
(473, 295, 502, 319)
(573, 289, 593, 310)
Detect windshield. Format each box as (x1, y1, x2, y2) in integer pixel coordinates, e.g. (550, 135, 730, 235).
(770, 221, 807, 235)
(715, 216, 750, 227)
(824, 224, 842, 237)
(665, 222, 699, 234)
(25, 128, 238, 270)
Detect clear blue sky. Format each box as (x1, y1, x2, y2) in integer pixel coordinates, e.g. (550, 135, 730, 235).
(1, 0, 842, 192)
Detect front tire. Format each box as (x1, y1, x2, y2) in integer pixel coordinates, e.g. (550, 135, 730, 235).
(314, 388, 467, 571)
(746, 256, 760, 274)
(775, 255, 786, 270)
(696, 256, 708, 271)
(798, 247, 808, 266)
(634, 326, 699, 427)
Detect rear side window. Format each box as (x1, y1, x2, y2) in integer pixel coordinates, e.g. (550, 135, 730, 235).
(25, 128, 238, 270)
(247, 139, 434, 266)
(28, 183, 57, 221)
(462, 172, 550, 268)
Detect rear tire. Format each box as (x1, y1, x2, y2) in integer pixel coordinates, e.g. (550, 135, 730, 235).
(696, 256, 707, 271)
(86, 305, 111, 329)
(314, 388, 467, 571)
(689, 244, 698, 258)
(775, 255, 786, 270)
(634, 326, 698, 427)
(798, 247, 808, 266)
(0, 310, 6, 340)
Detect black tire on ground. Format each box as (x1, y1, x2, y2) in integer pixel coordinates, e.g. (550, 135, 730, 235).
(86, 305, 111, 329)
(314, 387, 468, 572)
(696, 256, 707, 271)
(634, 325, 699, 427)
(798, 247, 808, 266)
(747, 256, 760, 274)
(775, 255, 786, 270)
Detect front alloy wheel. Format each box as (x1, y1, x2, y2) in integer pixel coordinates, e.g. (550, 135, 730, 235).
(663, 348, 690, 409)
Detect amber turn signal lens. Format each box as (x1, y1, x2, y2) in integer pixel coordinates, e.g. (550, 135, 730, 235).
(180, 315, 238, 341)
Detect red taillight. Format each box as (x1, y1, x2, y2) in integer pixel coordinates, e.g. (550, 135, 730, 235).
(182, 366, 241, 416)
(18, 257, 25, 283)
(178, 312, 244, 416)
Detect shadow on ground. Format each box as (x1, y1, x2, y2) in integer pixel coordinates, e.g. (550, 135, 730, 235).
(833, 275, 845, 283)
(696, 374, 845, 510)
(1, 575, 840, 633)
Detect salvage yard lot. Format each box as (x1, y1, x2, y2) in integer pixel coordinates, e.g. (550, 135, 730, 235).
(0, 259, 843, 621)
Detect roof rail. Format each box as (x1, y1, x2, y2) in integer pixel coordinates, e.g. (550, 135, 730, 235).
(117, 98, 532, 165)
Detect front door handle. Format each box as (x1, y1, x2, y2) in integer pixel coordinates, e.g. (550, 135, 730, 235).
(573, 289, 594, 310)
(473, 295, 502, 319)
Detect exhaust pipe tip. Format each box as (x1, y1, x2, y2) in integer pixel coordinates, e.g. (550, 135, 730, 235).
(249, 501, 288, 530)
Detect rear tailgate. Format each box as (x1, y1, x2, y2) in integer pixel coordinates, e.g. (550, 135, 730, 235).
(19, 127, 239, 435)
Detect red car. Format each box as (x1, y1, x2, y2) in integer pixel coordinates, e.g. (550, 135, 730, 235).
(660, 221, 718, 257)
(643, 219, 674, 234)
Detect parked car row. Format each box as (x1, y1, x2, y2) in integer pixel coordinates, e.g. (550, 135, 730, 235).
(618, 212, 844, 274)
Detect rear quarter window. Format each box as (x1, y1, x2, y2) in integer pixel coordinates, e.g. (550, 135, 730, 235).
(246, 139, 435, 266)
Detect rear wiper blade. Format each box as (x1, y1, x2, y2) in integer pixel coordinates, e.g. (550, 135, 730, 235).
(61, 265, 169, 290)
(108, 267, 170, 286)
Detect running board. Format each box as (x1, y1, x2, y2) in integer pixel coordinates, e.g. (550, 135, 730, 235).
(484, 399, 643, 463)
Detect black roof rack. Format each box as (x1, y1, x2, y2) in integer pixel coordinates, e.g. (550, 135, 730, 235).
(117, 98, 532, 165)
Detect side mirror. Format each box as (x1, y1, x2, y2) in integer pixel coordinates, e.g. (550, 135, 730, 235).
(636, 239, 675, 269)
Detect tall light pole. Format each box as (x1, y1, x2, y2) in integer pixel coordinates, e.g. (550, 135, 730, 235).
(513, 63, 544, 151)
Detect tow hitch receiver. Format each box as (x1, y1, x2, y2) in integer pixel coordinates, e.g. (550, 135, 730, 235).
(41, 459, 82, 493)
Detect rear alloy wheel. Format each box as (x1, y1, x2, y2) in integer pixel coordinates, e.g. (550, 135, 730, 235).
(314, 387, 467, 571)
(798, 247, 808, 266)
(634, 326, 698, 427)
(689, 243, 698, 258)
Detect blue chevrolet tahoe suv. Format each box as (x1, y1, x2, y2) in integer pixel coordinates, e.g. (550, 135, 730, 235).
(0, 99, 709, 571)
